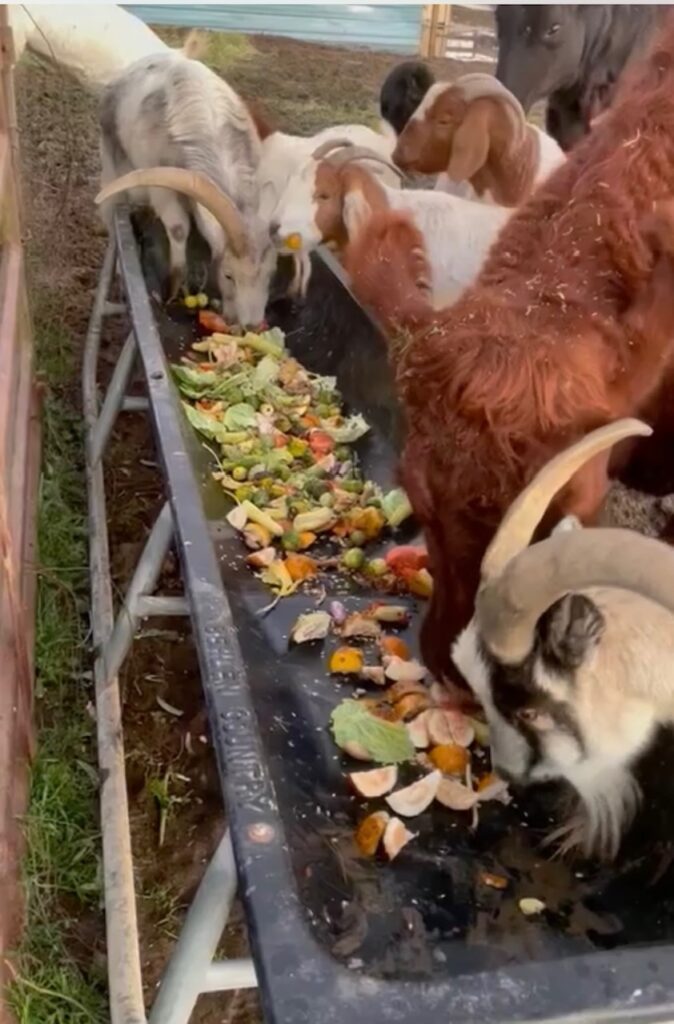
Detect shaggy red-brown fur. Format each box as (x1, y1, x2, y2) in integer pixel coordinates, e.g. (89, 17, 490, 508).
(343, 14, 674, 684)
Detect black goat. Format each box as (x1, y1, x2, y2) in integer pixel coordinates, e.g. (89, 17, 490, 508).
(495, 4, 665, 150)
(379, 60, 435, 136)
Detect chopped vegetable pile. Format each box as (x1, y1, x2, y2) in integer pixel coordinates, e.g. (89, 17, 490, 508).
(175, 318, 511, 873)
(171, 320, 428, 600)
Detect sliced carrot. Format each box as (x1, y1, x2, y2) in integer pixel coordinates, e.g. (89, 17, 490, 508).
(379, 635, 411, 661)
(301, 413, 321, 429)
(284, 554, 318, 582)
(329, 647, 364, 675)
(355, 812, 390, 856)
(198, 309, 229, 333)
(428, 744, 469, 775)
(273, 431, 289, 448)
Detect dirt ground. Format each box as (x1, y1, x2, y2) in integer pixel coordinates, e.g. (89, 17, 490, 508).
(14, 18, 503, 1023)
(14, 13, 674, 1024)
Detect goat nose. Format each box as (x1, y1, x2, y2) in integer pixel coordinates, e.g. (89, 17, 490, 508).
(269, 220, 280, 239)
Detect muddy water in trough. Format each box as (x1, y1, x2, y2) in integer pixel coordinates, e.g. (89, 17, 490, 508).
(15, 13, 674, 1023)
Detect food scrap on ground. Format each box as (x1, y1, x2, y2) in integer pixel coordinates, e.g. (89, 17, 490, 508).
(519, 897, 547, 917)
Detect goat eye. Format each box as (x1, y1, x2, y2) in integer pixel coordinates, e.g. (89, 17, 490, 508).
(316, 192, 330, 202)
(517, 707, 539, 725)
(545, 24, 560, 37)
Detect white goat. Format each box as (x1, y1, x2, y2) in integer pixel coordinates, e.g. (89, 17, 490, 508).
(452, 417, 674, 861)
(8, 5, 202, 90)
(257, 124, 400, 223)
(272, 142, 512, 308)
(395, 74, 565, 206)
(95, 53, 276, 328)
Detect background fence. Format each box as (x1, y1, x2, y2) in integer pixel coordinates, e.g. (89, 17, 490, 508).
(0, 7, 40, 1018)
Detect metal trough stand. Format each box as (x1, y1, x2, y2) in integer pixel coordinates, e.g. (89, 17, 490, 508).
(83, 218, 257, 1024)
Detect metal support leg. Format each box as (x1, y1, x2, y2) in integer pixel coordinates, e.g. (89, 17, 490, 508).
(84, 239, 147, 1024)
(137, 595, 189, 617)
(85, 229, 259, 1024)
(91, 330, 139, 465)
(202, 960, 257, 993)
(102, 501, 175, 683)
(122, 396, 150, 412)
(149, 831, 255, 1024)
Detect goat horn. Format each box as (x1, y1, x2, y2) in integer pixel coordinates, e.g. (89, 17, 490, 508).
(455, 73, 526, 121)
(477, 418, 655, 663)
(482, 419, 651, 581)
(95, 167, 248, 257)
(311, 138, 357, 160)
(327, 145, 405, 180)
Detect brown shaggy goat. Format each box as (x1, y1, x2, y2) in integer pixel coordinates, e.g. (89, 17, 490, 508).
(343, 14, 674, 687)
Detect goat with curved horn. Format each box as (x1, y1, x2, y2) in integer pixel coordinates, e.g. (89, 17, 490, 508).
(453, 416, 674, 859)
(476, 418, 659, 664)
(95, 166, 249, 257)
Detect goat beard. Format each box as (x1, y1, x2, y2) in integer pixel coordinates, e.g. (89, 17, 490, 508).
(543, 768, 641, 861)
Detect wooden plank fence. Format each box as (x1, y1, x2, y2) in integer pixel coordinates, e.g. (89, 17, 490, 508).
(0, 7, 41, 1018)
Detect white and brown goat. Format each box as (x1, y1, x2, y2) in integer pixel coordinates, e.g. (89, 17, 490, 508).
(452, 418, 674, 860)
(393, 73, 565, 205)
(271, 140, 512, 307)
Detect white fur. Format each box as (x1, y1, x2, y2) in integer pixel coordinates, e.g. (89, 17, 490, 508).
(258, 126, 399, 223)
(8, 5, 185, 89)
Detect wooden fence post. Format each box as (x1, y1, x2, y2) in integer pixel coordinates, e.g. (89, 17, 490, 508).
(0, 7, 41, 1017)
(420, 5, 452, 58)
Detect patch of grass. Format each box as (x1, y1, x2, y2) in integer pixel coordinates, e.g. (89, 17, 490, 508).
(8, 312, 108, 1023)
(203, 31, 258, 71)
(152, 23, 258, 71)
(140, 882, 182, 940)
(273, 97, 379, 134)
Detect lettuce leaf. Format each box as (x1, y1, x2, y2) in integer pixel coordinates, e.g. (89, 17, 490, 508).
(252, 354, 280, 392)
(381, 487, 413, 528)
(324, 414, 370, 444)
(182, 402, 232, 442)
(330, 699, 414, 764)
(222, 403, 258, 431)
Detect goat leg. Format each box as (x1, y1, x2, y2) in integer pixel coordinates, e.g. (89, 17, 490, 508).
(167, 265, 185, 303)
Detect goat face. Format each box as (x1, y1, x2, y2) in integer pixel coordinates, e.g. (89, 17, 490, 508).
(217, 215, 277, 328)
(452, 589, 661, 858)
(272, 159, 343, 255)
(393, 83, 466, 175)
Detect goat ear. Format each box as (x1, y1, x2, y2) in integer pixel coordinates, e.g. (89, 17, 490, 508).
(447, 99, 493, 183)
(539, 594, 605, 671)
(343, 190, 374, 240)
